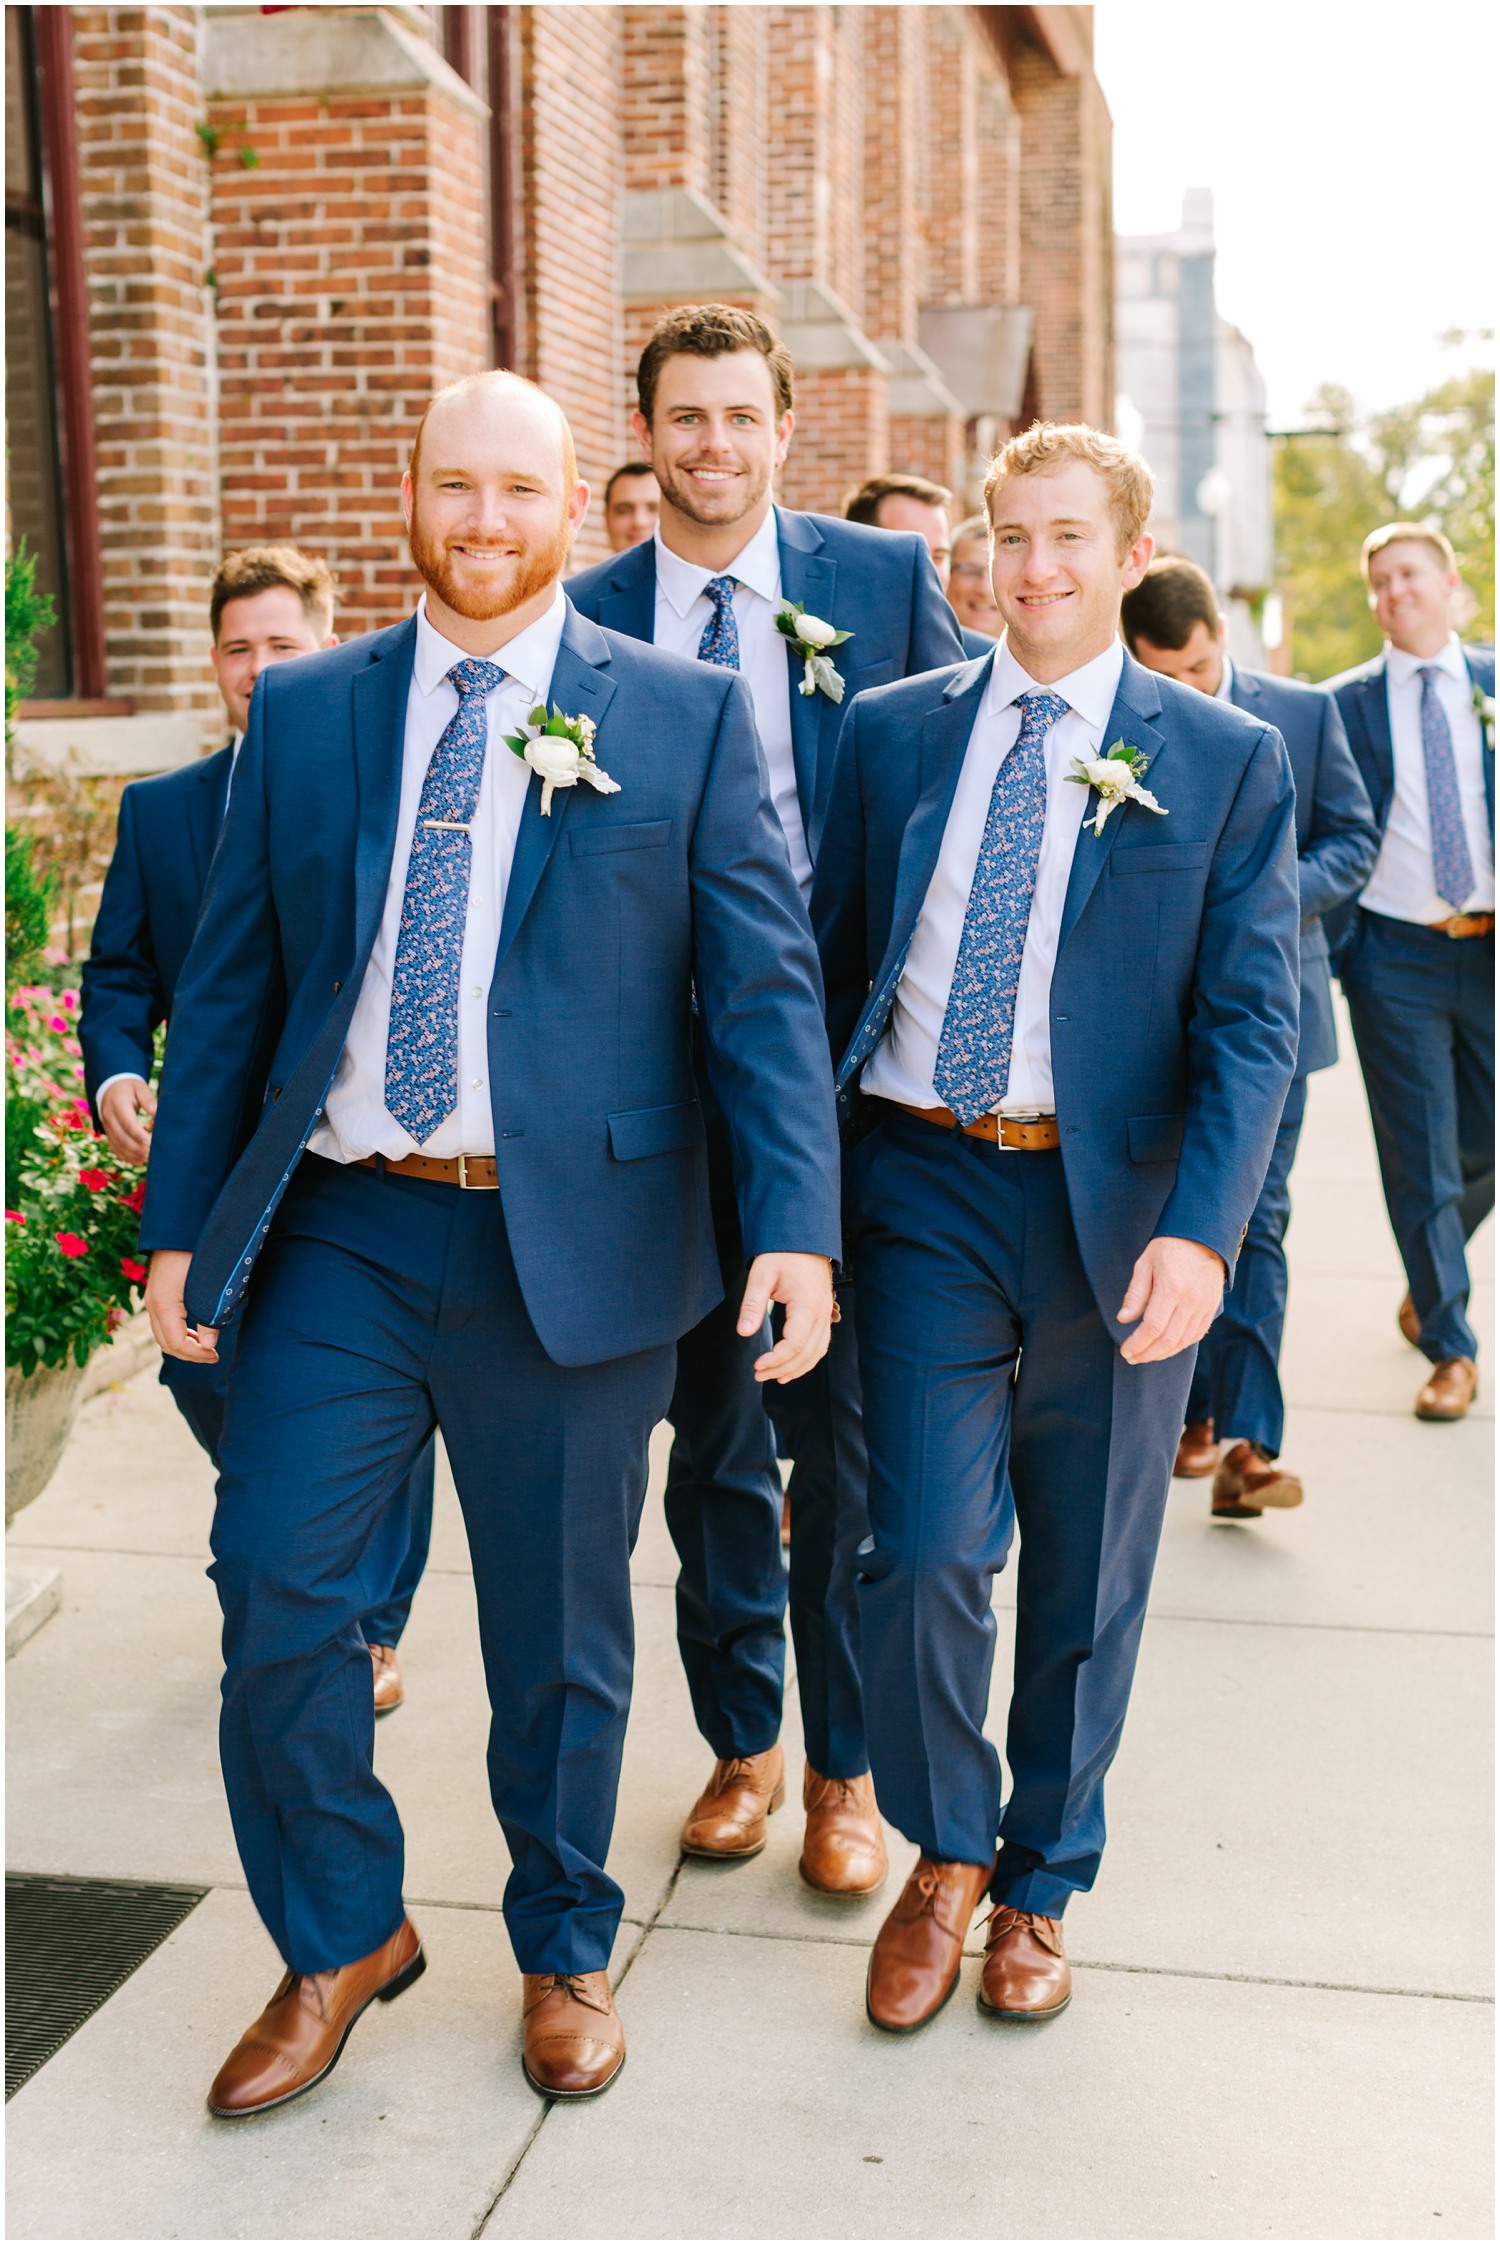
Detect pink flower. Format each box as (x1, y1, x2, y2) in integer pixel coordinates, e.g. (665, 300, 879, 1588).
(5, 1209, 25, 1226)
(120, 1181, 147, 1213)
(48, 1016, 67, 1033)
(60, 992, 78, 1010)
(120, 1257, 148, 1283)
(80, 1169, 110, 1193)
(55, 1232, 89, 1259)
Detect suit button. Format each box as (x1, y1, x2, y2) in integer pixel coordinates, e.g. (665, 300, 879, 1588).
(270, 1087, 281, 1102)
(333, 980, 343, 996)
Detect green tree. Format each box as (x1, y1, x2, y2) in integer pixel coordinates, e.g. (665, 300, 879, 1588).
(1275, 362, 1496, 681)
(5, 541, 55, 743)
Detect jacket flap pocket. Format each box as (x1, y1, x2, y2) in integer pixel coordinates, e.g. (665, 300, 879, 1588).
(846, 658, 896, 691)
(1127, 1112, 1186, 1164)
(607, 1099, 702, 1161)
(569, 819, 673, 859)
(1109, 842, 1211, 876)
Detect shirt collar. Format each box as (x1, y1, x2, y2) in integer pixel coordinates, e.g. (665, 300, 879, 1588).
(1386, 633, 1467, 689)
(1215, 654, 1236, 702)
(412, 585, 567, 703)
(652, 505, 783, 618)
(984, 632, 1125, 733)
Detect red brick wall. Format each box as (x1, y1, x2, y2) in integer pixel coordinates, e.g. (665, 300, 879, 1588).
(621, 4, 710, 194)
(779, 368, 887, 517)
(862, 7, 924, 346)
(205, 86, 489, 641)
(1011, 36, 1114, 427)
(72, 4, 219, 715)
(923, 8, 979, 307)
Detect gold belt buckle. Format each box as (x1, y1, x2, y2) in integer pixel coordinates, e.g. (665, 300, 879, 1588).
(457, 1153, 475, 1189)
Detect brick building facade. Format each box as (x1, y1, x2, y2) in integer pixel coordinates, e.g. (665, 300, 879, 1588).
(8, 2, 1112, 776)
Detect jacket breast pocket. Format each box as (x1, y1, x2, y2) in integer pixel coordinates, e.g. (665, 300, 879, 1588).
(1109, 842, 1210, 876)
(569, 819, 673, 859)
(1127, 1112, 1186, 1164)
(607, 1100, 702, 1162)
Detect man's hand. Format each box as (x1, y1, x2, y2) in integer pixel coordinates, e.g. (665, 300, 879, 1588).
(144, 1248, 220, 1364)
(1118, 1236, 1225, 1365)
(99, 1076, 157, 1164)
(738, 1252, 835, 1384)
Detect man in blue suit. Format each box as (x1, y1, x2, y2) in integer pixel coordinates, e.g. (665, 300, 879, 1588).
(569, 304, 962, 1897)
(1122, 556, 1379, 1517)
(813, 424, 1299, 2033)
(81, 548, 434, 1715)
(141, 371, 840, 2112)
(1328, 524, 1494, 1424)
(842, 472, 996, 659)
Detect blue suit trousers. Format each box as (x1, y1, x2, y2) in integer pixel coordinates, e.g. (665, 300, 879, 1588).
(1341, 912, 1494, 1363)
(1187, 1071, 1308, 1456)
(162, 1325, 434, 1648)
(210, 1155, 675, 1978)
(849, 1115, 1193, 1913)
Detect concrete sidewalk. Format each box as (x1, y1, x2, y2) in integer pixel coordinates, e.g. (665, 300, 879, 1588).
(6, 1025, 1493, 2241)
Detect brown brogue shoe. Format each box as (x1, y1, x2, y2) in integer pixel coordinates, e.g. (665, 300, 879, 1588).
(521, 1970, 624, 2099)
(800, 1766, 888, 1897)
(370, 1642, 404, 1716)
(1398, 1292, 1422, 1349)
(978, 1906, 1071, 2021)
(1173, 1419, 1219, 1478)
(865, 1855, 994, 2033)
(207, 1916, 424, 2118)
(680, 1744, 785, 1858)
(1211, 1440, 1305, 1520)
(1416, 1357, 1478, 1421)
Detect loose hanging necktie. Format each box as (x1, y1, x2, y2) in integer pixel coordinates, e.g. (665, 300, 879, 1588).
(933, 690, 1070, 1126)
(1418, 666, 1475, 912)
(697, 575, 741, 670)
(384, 656, 505, 1143)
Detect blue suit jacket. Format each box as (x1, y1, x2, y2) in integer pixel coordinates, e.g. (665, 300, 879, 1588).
(1227, 668, 1378, 1075)
(1325, 643, 1496, 954)
(140, 605, 842, 1366)
(811, 648, 1301, 1332)
(566, 509, 965, 863)
(961, 627, 997, 661)
(79, 746, 233, 1114)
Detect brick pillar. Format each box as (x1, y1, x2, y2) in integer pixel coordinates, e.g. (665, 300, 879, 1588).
(922, 6, 979, 307)
(976, 74, 1022, 308)
(1011, 41, 1114, 428)
(203, 11, 490, 640)
(72, 5, 219, 718)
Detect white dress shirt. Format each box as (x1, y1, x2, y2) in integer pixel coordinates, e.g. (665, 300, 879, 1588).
(651, 508, 811, 892)
(1215, 655, 1235, 702)
(863, 634, 1126, 1124)
(1360, 633, 1493, 923)
(309, 588, 567, 1162)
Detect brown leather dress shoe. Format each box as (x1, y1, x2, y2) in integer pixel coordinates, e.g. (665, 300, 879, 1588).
(1416, 1357, 1478, 1421)
(1173, 1419, 1220, 1478)
(1398, 1292, 1422, 1349)
(780, 1492, 792, 1547)
(680, 1744, 785, 1858)
(978, 1905, 1071, 2021)
(800, 1766, 888, 1897)
(370, 1642, 404, 1716)
(521, 1970, 624, 2099)
(865, 1855, 993, 2033)
(207, 1916, 424, 2118)
(1211, 1440, 1305, 1519)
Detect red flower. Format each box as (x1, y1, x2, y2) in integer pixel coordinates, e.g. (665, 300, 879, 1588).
(55, 1232, 89, 1259)
(120, 1257, 148, 1283)
(80, 1168, 110, 1193)
(5, 1209, 25, 1225)
(120, 1181, 147, 1213)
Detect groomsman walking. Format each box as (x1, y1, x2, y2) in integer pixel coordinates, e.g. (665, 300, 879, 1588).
(141, 372, 840, 2108)
(813, 424, 1299, 2030)
(1328, 524, 1494, 1422)
(1122, 556, 1378, 1517)
(569, 304, 963, 1897)
(81, 546, 434, 1713)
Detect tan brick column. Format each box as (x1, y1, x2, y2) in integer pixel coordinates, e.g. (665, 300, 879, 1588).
(1011, 38, 1115, 427)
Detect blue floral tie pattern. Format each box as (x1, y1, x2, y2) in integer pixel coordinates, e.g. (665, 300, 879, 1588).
(933, 690, 1070, 1126)
(1419, 666, 1475, 912)
(697, 575, 741, 670)
(384, 656, 505, 1143)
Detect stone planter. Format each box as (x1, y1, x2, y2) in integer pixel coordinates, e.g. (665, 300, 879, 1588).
(6, 1357, 88, 1524)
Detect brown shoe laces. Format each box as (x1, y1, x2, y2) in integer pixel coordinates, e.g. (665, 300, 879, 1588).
(531, 1972, 611, 2014)
(713, 1755, 769, 1793)
(986, 1905, 1064, 1956)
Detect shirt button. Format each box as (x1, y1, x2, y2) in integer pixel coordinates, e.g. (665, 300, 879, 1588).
(471, 986, 482, 998)
(471, 1077, 484, 1090)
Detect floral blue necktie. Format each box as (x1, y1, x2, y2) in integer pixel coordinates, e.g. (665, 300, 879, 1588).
(384, 656, 505, 1143)
(697, 575, 740, 669)
(1419, 666, 1474, 912)
(933, 690, 1070, 1126)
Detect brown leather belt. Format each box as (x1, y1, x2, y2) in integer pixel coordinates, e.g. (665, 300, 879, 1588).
(1427, 912, 1495, 939)
(881, 1099, 1061, 1151)
(356, 1151, 499, 1189)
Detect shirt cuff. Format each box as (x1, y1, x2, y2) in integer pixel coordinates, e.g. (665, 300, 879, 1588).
(95, 1071, 150, 1106)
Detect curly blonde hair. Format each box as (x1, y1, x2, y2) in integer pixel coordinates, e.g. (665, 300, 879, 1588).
(983, 423, 1154, 557)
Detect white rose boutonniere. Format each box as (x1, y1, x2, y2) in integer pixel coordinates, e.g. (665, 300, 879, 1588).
(504, 704, 621, 816)
(774, 599, 853, 702)
(1472, 680, 1495, 750)
(1066, 739, 1167, 838)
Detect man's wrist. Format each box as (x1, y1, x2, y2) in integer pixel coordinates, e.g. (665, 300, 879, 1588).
(96, 1071, 150, 1104)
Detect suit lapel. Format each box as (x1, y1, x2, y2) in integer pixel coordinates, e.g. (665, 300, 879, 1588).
(1058, 652, 1167, 953)
(186, 744, 233, 884)
(777, 509, 838, 827)
(1462, 648, 1495, 836)
(494, 610, 618, 973)
(351, 616, 419, 964)
(1356, 662, 1395, 820)
(593, 543, 656, 645)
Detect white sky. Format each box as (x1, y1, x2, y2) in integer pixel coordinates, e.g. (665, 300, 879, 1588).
(1094, 0, 1496, 425)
